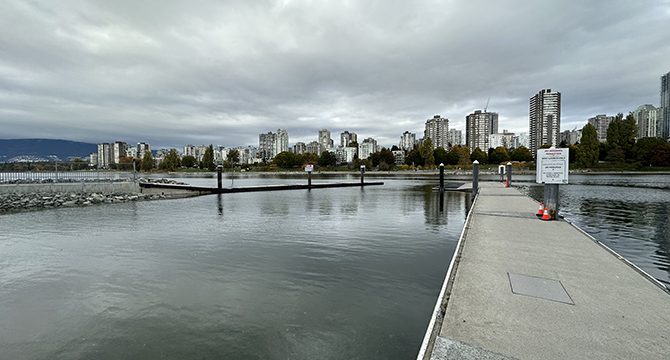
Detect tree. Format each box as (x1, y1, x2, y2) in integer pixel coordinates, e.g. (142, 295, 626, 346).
(273, 151, 303, 168)
(71, 158, 87, 170)
(181, 155, 197, 168)
(391, 145, 399, 151)
(202, 145, 215, 171)
(160, 149, 180, 171)
(418, 138, 435, 167)
(369, 152, 382, 167)
(652, 143, 670, 166)
(141, 150, 154, 172)
(568, 144, 578, 164)
(228, 149, 240, 167)
(379, 148, 395, 166)
(511, 146, 533, 162)
(470, 147, 488, 164)
(434, 147, 449, 165)
(305, 152, 318, 164)
(318, 150, 337, 167)
(606, 113, 637, 161)
(577, 123, 599, 168)
(489, 146, 511, 164)
(633, 137, 667, 166)
(405, 149, 424, 166)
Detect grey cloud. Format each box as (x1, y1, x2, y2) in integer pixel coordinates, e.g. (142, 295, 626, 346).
(1, 0, 669, 149)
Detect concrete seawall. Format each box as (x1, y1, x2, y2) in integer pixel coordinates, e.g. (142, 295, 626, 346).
(0, 181, 140, 194)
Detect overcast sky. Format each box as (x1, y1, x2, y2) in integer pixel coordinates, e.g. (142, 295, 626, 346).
(1, 0, 669, 150)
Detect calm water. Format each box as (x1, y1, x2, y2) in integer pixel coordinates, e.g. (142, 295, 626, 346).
(0, 177, 468, 359)
(517, 173, 670, 288)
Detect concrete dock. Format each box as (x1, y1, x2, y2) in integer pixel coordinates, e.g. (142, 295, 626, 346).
(139, 181, 384, 196)
(420, 182, 670, 359)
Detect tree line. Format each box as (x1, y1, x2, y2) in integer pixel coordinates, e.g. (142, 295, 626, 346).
(576, 113, 670, 168)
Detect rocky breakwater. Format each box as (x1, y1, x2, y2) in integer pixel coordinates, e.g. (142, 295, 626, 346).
(0, 192, 165, 213)
(0, 178, 189, 213)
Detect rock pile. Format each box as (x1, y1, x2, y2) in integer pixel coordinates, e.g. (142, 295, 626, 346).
(0, 192, 165, 213)
(138, 178, 188, 185)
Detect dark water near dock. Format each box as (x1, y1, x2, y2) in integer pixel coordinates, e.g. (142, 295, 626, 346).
(517, 174, 670, 288)
(0, 177, 468, 359)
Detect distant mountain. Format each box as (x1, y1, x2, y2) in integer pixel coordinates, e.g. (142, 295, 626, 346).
(0, 139, 98, 163)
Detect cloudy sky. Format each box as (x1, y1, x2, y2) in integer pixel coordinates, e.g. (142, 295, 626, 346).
(1, 0, 669, 150)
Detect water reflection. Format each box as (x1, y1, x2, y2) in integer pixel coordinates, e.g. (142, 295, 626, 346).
(518, 182, 670, 287)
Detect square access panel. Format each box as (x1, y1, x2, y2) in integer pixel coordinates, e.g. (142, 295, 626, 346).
(508, 273, 574, 305)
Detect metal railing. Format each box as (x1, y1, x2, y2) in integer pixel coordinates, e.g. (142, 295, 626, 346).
(0, 170, 137, 183)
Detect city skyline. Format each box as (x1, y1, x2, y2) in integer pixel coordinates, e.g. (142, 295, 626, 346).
(1, 1, 669, 149)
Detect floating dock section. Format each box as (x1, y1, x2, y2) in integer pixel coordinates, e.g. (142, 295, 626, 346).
(419, 182, 670, 360)
(139, 181, 384, 196)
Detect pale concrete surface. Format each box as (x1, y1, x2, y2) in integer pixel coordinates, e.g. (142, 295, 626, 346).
(432, 183, 670, 359)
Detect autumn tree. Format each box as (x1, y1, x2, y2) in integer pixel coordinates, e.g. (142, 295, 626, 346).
(633, 137, 667, 166)
(510, 146, 533, 162)
(470, 147, 488, 164)
(273, 151, 303, 168)
(489, 146, 511, 164)
(418, 139, 435, 167)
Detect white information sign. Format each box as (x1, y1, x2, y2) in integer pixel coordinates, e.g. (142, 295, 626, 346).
(305, 164, 313, 172)
(536, 148, 569, 184)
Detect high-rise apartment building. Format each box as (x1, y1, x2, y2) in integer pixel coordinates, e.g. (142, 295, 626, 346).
(529, 89, 561, 157)
(466, 110, 492, 152)
(306, 141, 320, 155)
(560, 129, 582, 145)
(318, 129, 333, 155)
(448, 129, 463, 147)
(358, 138, 378, 160)
(424, 115, 449, 149)
(661, 71, 670, 138)
(489, 112, 499, 134)
(340, 131, 357, 147)
(112, 141, 128, 164)
(259, 132, 274, 161)
(97, 143, 111, 168)
(587, 114, 614, 143)
(137, 142, 151, 159)
(274, 129, 289, 157)
(489, 130, 515, 150)
(293, 142, 306, 155)
(399, 131, 416, 151)
(633, 105, 663, 138)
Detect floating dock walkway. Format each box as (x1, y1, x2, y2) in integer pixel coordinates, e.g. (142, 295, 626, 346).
(139, 180, 384, 196)
(419, 182, 670, 360)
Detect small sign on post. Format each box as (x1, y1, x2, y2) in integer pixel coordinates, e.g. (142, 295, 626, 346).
(536, 148, 569, 184)
(305, 164, 313, 186)
(536, 148, 569, 220)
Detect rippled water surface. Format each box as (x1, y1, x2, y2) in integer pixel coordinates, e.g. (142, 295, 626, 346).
(0, 177, 468, 359)
(518, 174, 670, 288)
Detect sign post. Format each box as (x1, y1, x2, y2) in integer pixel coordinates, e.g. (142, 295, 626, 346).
(536, 147, 569, 220)
(305, 164, 313, 186)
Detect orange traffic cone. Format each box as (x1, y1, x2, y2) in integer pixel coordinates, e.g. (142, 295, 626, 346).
(541, 207, 550, 220)
(536, 203, 544, 217)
